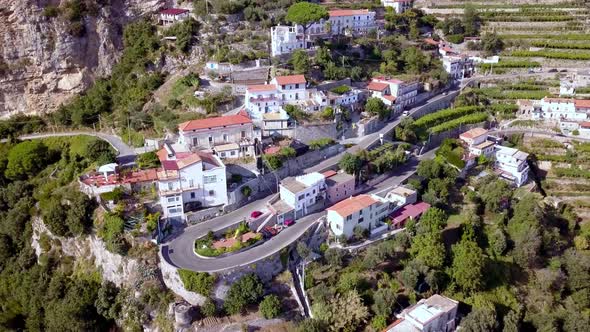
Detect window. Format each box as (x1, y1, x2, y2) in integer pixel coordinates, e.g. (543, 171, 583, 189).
(189, 179, 194, 187)
(167, 182, 173, 190)
(192, 137, 198, 146)
(241, 130, 246, 138)
(298, 195, 305, 201)
(346, 215, 352, 221)
(223, 134, 228, 141)
(358, 217, 364, 223)
(306, 193, 310, 197)
(167, 196, 179, 203)
(208, 136, 213, 143)
(209, 190, 215, 196)
(190, 192, 195, 199)
(231, 151, 236, 156)
(168, 207, 182, 215)
(204, 175, 217, 184)
(312, 189, 316, 194)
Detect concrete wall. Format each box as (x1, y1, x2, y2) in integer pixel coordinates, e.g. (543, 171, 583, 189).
(293, 122, 340, 143)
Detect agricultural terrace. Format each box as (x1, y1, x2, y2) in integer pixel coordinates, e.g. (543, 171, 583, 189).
(515, 135, 590, 221)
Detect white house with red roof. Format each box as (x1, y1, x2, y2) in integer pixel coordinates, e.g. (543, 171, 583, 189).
(157, 144, 228, 219)
(534, 97, 590, 121)
(327, 194, 391, 239)
(382, 0, 414, 14)
(270, 8, 376, 56)
(159, 8, 190, 25)
(245, 74, 326, 120)
(368, 77, 420, 112)
(177, 111, 258, 159)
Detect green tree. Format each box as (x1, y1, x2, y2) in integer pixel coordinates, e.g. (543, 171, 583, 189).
(401, 47, 429, 74)
(297, 319, 328, 332)
(416, 207, 446, 234)
(324, 248, 344, 267)
(290, 49, 310, 74)
(43, 198, 69, 237)
(312, 290, 368, 332)
(365, 97, 389, 119)
(5, 141, 49, 180)
(462, 5, 480, 37)
(339, 153, 362, 176)
(297, 242, 311, 259)
(95, 281, 122, 321)
(136, 151, 160, 169)
(315, 46, 332, 67)
(285, 2, 329, 45)
(84, 139, 116, 165)
(178, 270, 216, 295)
(481, 32, 504, 56)
(371, 288, 397, 317)
(224, 274, 264, 315)
(259, 294, 281, 319)
(451, 237, 485, 293)
(410, 232, 446, 269)
(460, 307, 498, 332)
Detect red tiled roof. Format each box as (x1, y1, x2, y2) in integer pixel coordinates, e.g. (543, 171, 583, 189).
(81, 169, 158, 188)
(390, 202, 430, 225)
(329, 9, 371, 17)
(178, 113, 252, 131)
(247, 84, 277, 92)
(581, 122, 590, 129)
(383, 95, 396, 102)
(328, 195, 378, 217)
(543, 97, 573, 103)
(176, 154, 202, 169)
(374, 76, 404, 84)
(275, 75, 306, 85)
(264, 146, 281, 155)
(441, 46, 455, 53)
(367, 81, 389, 91)
(460, 127, 488, 140)
(575, 99, 590, 108)
(160, 8, 189, 15)
(423, 38, 440, 46)
(162, 160, 179, 171)
(322, 170, 337, 178)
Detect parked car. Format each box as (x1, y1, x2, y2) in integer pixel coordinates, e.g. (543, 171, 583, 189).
(284, 219, 295, 226)
(261, 226, 278, 239)
(184, 201, 202, 213)
(548, 69, 558, 73)
(402, 111, 410, 117)
(250, 211, 263, 219)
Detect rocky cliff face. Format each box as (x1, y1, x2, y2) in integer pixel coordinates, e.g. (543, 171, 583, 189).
(0, 0, 163, 118)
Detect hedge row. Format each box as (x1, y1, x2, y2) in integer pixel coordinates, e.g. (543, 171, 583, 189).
(491, 104, 519, 113)
(531, 40, 590, 50)
(484, 16, 575, 22)
(476, 88, 549, 100)
(500, 33, 590, 40)
(510, 50, 590, 60)
(480, 10, 571, 18)
(480, 60, 541, 69)
(413, 106, 483, 130)
(553, 167, 590, 179)
(429, 113, 489, 134)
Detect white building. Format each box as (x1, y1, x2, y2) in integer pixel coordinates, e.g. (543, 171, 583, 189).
(177, 111, 258, 159)
(157, 145, 228, 220)
(327, 194, 390, 239)
(245, 75, 325, 120)
(385, 185, 418, 207)
(262, 111, 292, 137)
(271, 25, 306, 57)
(159, 8, 190, 25)
(494, 145, 530, 187)
(385, 294, 459, 332)
(459, 127, 495, 159)
(560, 79, 576, 96)
(367, 77, 420, 112)
(534, 97, 589, 121)
(442, 55, 475, 80)
(279, 172, 326, 217)
(270, 9, 376, 56)
(382, 0, 414, 14)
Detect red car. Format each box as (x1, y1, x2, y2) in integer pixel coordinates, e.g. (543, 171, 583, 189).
(262, 226, 278, 238)
(284, 219, 295, 226)
(250, 211, 263, 219)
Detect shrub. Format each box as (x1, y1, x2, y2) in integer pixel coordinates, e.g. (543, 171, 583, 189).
(240, 185, 252, 198)
(136, 151, 160, 169)
(259, 294, 281, 319)
(43, 5, 60, 17)
(224, 274, 264, 315)
(510, 50, 590, 61)
(309, 138, 335, 150)
(178, 270, 216, 295)
(200, 298, 217, 317)
(100, 186, 125, 202)
(330, 85, 351, 95)
(429, 112, 488, 134)
(146, 212, 160, 233)
(447, 34, 465, 44)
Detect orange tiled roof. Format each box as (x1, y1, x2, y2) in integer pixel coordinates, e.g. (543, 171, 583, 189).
(367, 81, 389, 91)
(460, 127, 488, 139)
(275, 75, 306, 85)
(575, 99, 590, 108)
(329, 9, 370, 17)
(178, 113, 252, 131)
(328, 195, 378, 217)
(247, 84, 277, 92)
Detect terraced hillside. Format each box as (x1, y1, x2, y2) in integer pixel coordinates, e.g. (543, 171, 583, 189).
(418, 0, 590, 68)
(518, 136, 590, 221)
